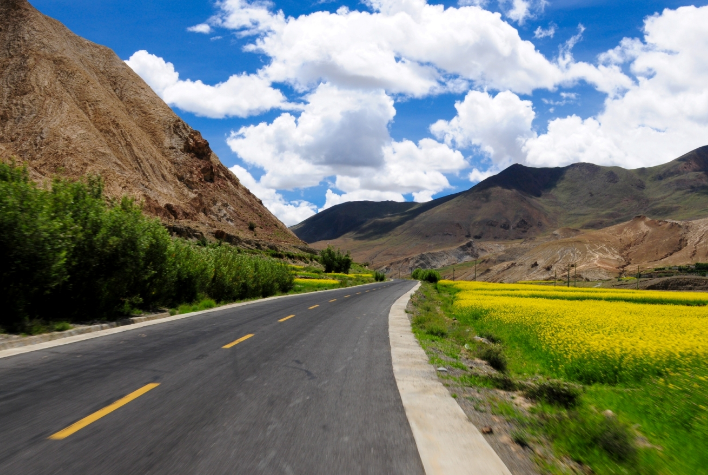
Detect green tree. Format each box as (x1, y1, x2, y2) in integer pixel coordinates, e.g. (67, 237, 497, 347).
(319, 246, 353, 274)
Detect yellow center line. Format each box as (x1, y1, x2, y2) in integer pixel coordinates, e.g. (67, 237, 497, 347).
(356, 292, 361, 295)
(309, 305, 319, 309)
(329, 299, 337, 302)
(49, 383, 160, 440)
(279, 315, 295, 322)
(344, 295, 350, 298)
(223, 333, 255, 348)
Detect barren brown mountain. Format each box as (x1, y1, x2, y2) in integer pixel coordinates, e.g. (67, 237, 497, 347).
(430, 216, 708, 283)
(0, 0, 305, 250)
(293, 147, 708, 280)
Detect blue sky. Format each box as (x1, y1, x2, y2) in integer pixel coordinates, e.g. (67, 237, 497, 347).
(30, 0, 708, 224)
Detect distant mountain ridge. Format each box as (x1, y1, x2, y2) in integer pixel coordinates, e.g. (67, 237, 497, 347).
(0, 0, 304, 250)
(292, 146, 708, 271)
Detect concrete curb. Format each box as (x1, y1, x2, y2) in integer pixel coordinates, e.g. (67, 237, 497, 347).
(389, 283, 512, 475)
(0, 281, 381, 360)
(0, 313, 171, 352)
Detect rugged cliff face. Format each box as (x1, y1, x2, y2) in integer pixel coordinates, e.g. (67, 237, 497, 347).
(0, 0, 305, 250)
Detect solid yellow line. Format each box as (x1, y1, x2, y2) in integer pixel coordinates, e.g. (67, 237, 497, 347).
(223, 333, 255, 348)
(329, 299, 337, 302)
(309, 305, 319, 309)
(49, 383, 160, 440)
(279, 315, 295, 322)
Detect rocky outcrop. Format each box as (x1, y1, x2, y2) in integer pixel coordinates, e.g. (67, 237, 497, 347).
(0, 0, 304, 249)
(382, 241, 479, 274)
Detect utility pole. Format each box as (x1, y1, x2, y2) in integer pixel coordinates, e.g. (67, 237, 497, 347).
(453, 266, 455, 281)
(474, 261, 477, 281)
(637, 265, 640, 290)
(567, 264, 571, 288)
(574, 264, 577, 288)
(554, 269, 557, 287)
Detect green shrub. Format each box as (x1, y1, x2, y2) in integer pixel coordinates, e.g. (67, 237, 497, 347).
(478, 344, 507, 372)
(425, 322, 448, 337)
(54, 322, 72, 332)
(479, 331, 502, 344)
(374, 271, 386, 282)
(0, 162, 295, 331)
(485, 373, 517, 390)
(411, 268, 441, 283)
(319, 245, 353, 274)
(524, 380, 582, 408)
(595, 416, 637, 462)
(511, 429, 531, 448)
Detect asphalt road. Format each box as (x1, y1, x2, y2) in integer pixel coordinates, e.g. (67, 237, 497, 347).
(0, 280, 424, 474)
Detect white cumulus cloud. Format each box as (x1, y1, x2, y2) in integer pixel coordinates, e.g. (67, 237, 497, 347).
(187, 23, 212, 34)
(524, 5, 708, 168)
(534, 23, 555, 39)
(227, 83, 466, 206)
(229, 165, 317, 226)
(431, 90, 535, 167)
(500, 0, 547, 25)
(200, 0, 570, 96)
(125, 50, 289, 118)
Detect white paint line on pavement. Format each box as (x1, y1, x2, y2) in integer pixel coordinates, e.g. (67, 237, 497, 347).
(389, 283, 512, 475)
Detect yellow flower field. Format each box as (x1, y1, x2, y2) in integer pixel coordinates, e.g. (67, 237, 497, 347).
(448, 281, 708, 305)
(443, 281, 708, 383)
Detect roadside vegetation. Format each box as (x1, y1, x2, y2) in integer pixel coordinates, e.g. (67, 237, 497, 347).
(408, 280, 707, 475)
(289, 261, 379, 292)
(0, 162, 328, 334)
(411, 268, 441, 283)
(0, 162, 380, 334)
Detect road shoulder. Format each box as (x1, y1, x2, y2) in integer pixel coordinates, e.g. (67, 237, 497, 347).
(389, 283, 513, 475)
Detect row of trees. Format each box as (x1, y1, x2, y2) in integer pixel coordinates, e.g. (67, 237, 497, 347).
(0, 163, 293, 332)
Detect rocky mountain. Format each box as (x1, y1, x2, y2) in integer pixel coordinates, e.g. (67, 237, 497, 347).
(0, 0, 305, 250)
(292, 146, 708, 276)
(430, 216, 708, 282)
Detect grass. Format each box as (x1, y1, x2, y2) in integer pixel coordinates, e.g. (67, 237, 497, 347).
(408, 281, 708, 475)
(175, 298, 217, 315)
(10, 320, 74, 336)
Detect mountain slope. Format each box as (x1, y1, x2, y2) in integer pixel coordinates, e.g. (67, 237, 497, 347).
(292, 146, 708, 268)
(0, 0, 303, 249)
(436, 216, 708, 283)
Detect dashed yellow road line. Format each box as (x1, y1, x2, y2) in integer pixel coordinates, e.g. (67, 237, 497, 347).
(344, 295, 350, 298)
(49, 383, 160, 440)
(309, 305, 319, 309)
(279, 315, 295, 322)
(329, 299, 337, 302)
(356, 292, 361, 295)
(223, 333, 255, 348)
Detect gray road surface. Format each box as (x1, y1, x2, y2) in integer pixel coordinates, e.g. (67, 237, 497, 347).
(0, 280, 424, 474)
